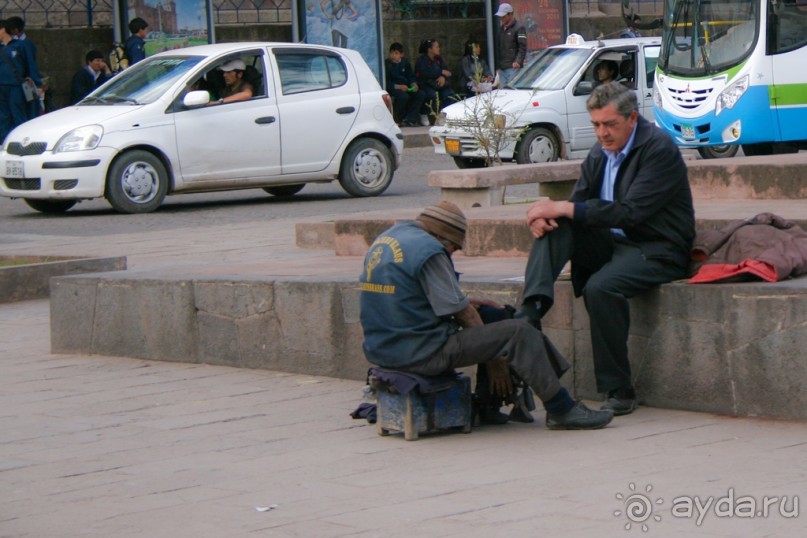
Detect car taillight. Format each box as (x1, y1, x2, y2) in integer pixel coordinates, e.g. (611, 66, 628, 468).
(382, 93, 393, 115)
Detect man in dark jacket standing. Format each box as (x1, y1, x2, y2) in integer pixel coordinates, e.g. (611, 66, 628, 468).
(70, 50, 112, 104)
(518, 82, 695, 416)
(495, 3, 526, 87)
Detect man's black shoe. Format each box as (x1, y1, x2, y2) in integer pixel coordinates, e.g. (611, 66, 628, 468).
(545, 401, 614, 430)
(601, 395, 638, 416)
(476, 404, 510, 425)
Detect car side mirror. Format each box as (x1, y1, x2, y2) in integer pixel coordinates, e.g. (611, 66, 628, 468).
(183, 90, 211, 108)
(574, 80, 594, 96)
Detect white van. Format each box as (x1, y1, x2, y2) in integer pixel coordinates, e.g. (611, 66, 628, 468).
(429, 37, 661, 168)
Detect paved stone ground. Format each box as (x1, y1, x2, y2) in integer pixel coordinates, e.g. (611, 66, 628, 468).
(2, 208, 806, 537)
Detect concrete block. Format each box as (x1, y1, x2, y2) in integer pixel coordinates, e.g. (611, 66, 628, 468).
(91, 278, 198, 362)
(0, 255, 125, 303)
(439, 187, 501, 209)
(50, 277, 98, 354)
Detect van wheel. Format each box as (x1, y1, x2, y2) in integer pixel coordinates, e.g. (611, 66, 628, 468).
(24, 199, 77, 214)
(105, 150, 168, 214)
(697, 145, 738, 159)
(453, 157, 487, 169)
(339, 138, 393, 197)
(516, 127, 560, 164)
(263, 184, 305, 196)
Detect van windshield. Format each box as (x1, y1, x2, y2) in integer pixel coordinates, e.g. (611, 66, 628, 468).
(509, 48, 593, 90)
(82, 56, 204, 105)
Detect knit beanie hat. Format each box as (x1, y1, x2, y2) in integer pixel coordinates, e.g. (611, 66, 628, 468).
(416, 201, 467, 248)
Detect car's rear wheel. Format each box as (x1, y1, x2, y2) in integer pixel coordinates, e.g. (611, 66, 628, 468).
(338, 138, 393, 197)
(105, 150, 168, 214)
(515, 127, 560, 164)
(24, 199, 77, 214)
(452, 157, 487, 169)
(263, 184, 305, 196)
(697, 145, 739, 159)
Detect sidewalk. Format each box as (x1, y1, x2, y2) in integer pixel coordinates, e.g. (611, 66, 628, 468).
(2, 213, 806, 537)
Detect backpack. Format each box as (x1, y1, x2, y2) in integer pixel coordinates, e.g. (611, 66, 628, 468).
(109, 42, 129, 73)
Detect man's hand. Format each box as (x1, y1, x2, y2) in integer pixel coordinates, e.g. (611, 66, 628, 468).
(528, 217, 558, 239)
(436, 76, 446, 87)
(486, 357, 513, 397)
(512, 62, 521, 69)
(527, 200, 573, 224)
(395, 84, 408, 91)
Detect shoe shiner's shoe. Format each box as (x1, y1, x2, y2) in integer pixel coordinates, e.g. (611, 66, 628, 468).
(473, 395, 510, 425)
(546, 400, 614, 430)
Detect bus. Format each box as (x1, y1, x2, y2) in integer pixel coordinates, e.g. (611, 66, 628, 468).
(651, 0, 807, 158)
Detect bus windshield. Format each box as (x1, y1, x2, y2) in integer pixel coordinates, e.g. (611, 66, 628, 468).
(660, 0, 759, 76)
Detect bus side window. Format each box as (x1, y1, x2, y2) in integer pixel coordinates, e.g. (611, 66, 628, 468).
(770, 0, 807, 53)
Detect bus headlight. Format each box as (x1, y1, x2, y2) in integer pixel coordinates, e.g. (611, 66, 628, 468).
(715, 75, 749, 117)
(653, 87, 663, 112)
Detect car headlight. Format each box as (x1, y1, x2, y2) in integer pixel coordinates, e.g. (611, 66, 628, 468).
(53, 125, 103, 153)
(715, 75, 749, 117)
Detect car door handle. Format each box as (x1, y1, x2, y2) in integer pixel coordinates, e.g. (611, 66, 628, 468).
(336, 107, 355, 115)
(255, 116, 276, 124)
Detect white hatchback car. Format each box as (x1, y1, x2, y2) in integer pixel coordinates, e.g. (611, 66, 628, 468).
(0, 42, 403, 213)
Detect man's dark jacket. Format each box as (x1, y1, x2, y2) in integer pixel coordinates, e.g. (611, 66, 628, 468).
(70, 67, 111, 105)
(570, 115, 696, 268)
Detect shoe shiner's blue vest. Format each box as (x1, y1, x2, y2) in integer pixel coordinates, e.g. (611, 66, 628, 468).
(359, 221, 458, 368)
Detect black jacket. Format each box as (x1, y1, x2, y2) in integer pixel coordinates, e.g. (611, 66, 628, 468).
(570, 115, 696, 267)
(70, 67, 110, 105)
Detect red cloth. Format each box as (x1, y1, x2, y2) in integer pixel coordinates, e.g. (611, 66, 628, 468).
(689, 259, 778, 284)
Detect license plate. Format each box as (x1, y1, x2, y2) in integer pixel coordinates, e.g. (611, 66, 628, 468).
(680, 123, 696, 140)
(445, 139, 461, 155)
(5, 160, 23, 178)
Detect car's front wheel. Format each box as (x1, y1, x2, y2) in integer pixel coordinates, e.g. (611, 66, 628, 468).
(515, 127, 560, 164)
(453, 157, 487, 169)
(697, 145, 739, 159)
(105, 150, 169, 214)
(338, 138, 393, 197)
(263, 184, 305, 197)
(24, 199, 77, 214)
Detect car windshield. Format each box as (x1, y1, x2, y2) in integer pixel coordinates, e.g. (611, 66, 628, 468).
(81, 56, 204, 105)
(508, 48, 593, 91)
(660, 0, 759, 76)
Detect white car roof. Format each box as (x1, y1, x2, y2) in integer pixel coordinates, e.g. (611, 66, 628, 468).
(146, 41, 356, 58)
(553, 36, 662, 51)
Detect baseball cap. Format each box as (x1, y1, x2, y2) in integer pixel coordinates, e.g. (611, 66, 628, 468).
(218, 59, 246, 72)
(495, 3, 514, 16)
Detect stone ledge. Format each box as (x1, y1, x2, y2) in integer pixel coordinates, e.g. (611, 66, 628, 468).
(429, 153, 807, 208)
(0, 255, 126, 303)
(49, 272, 807, 420)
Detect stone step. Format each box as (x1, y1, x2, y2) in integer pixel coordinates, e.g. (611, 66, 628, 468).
(296, 199, 807, 257)
(49, 269, 807, 421)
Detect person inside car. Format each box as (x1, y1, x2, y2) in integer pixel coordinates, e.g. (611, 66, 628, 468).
(209, 59, 253, 105)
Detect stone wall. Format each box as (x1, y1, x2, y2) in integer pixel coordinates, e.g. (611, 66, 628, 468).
(50, 273, 807, 420)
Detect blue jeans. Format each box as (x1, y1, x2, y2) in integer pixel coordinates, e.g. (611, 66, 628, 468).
(498, 67, 519, 87)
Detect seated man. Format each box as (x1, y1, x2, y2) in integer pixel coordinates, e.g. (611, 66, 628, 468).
(518, 83, 695, 416)
(358, 201, 614, 430)
(209, 59, 253, 105)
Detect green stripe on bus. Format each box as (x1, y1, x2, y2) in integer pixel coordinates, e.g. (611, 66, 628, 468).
(769, 84, 807, 106)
